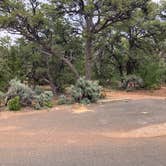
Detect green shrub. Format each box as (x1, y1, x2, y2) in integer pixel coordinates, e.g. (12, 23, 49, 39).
(80, 98, 91, 104)
(44, 101, 53, 108)
(6, 79, 34, 106)
(138, 61, 165, 89)
(0, 91, 5, 106)
(7, 96, 21, 111)
(57, 95, 68, 105)
(57, 95, 74, 105)
(34, 91, 53, 109)
(4, 79, 55, 110)
(69, 77, 102, 104)
(34, 86, 44, 95)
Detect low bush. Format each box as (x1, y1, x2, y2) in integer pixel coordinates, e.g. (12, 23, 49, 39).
(0, 91, 5, 106)
(7, 96, 21, 111)
(34, 86, 44, 95)
(33, 91, 53, 110)
(57, 95, 68, 105)
(57, 95, 74, 105)
(6, 79, 54, 110)
(6, 79, 34, 106)
(69, 77, 102, 104)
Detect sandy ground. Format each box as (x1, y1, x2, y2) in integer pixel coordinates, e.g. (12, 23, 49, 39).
(105, 87, 166, 100)
(1, 99, 166, 165)
(1, 89, 166, 166)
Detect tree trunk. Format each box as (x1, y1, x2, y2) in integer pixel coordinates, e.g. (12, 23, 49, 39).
(85, 36, 93, 80)
(127, 29, 137, 75)
(118, 65, 124, 78)
(85, 17, 93, 80)
(47, 71, 58, 95)
(126, 60, 133, 75)
(61, 56, 79, 78)
(126, 57, 137, 75)
(45, 56, 58, 95)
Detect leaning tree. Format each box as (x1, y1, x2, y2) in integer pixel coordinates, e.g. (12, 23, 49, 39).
(0, 0, 80, 94)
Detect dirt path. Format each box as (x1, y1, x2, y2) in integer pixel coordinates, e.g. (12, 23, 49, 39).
(1, 90, 166, 165)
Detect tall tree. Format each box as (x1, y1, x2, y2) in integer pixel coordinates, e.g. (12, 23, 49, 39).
(94, 0, 166, 78)
(52, 0, 150, 79)
(0, 0, 80, 94)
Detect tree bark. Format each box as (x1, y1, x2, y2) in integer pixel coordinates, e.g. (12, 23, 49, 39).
(85, 17, 93, 80)
(85, 35, 93, 80)
(47, 70, 58, 95)
(45, 56, 58, 95)
(61, 56, 79, 78)
(126, 57, 137, 75)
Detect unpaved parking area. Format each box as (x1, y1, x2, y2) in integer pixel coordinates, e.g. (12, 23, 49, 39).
(105, 87, 166, 100)
(1, 99, 166, 166)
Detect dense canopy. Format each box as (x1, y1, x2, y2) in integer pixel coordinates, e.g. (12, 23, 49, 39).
(0, 0, 165, 94)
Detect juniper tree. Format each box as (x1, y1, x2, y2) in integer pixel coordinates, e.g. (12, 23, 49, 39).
(52, 0, 150, 79)
(0, 0, 80, 94)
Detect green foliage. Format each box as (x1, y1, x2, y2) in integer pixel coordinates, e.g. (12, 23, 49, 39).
(80, 98, 91, 105)
(57, 95, 68, 105)
(34, 86, 44, 95)
(69, 77, 102, 104)
(0, 91, 4, 99)
(7, 96, 21, 111)
(6, 79, 34, 107)
(57, 95, 74, 105)
(138, 61, 165, 89)
(6, 79, 54, 110)
(0, 45, 11, 91)
(0, 0, 165, 99)
(34, 91, 53, 110)
(0, 91, 5, 106)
